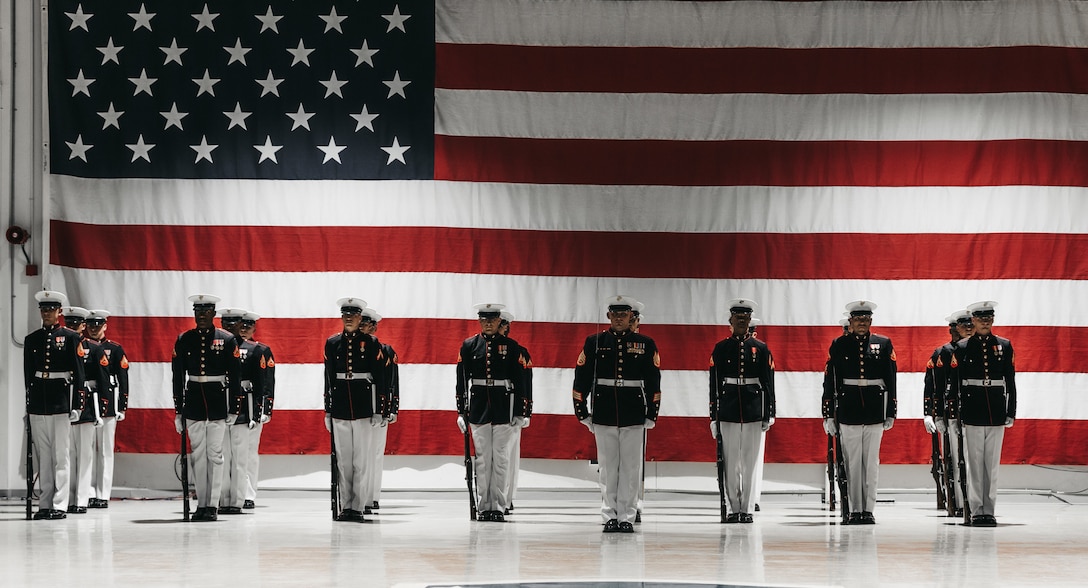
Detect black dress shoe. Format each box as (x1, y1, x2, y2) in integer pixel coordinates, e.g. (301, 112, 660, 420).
(371, 500, 380, 510)
(973, 515, 997, 527)
(846, 512, 861, 525)
(740, 513, 754, 524)
(635, 510, 641, 523)
(46, 509, 67, 520)
(971, 515, 986, 527)
(491, 511, 505, 522)
(505, 502, 512, 512)
(603, 519, 619, 533)
(364, 506, 373, 515)
(861, 511, 876, 524)
(204, 509, 218, 521)
(67, 505, 87, 514)
(88, 498, 109, 509)
(243, 500, 256, 509)
(618, 521, 634, 533)
(336, 510, 355, 522)
(218, 506, 242, 515)
(33, 510, 50, 520)
(954, 508, 964, 517)
(754, 503, 761, 512)
(725, 513, 741, 524)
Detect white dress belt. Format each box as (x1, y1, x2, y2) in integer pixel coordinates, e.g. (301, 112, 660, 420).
(189, 375, 227, 383)
(596, 378, 644, 388)
(722, 377, 761, 385)
(335, 372, 372, 381)
(963, 378, 1005, 387)
(842, 378, 885, 387)
(33, 371, 71, 380)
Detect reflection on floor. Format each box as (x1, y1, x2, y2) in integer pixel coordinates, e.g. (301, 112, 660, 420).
(2, 490, 1085, 587)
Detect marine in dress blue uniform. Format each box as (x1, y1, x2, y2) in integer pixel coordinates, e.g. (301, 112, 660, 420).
(456, 303, 530, 522)
(362, 307, 396, 514)
(499, 310, 533, 515)
(709, 299, 776, 523)
(241, 312, 275, 510)
(65, 306, 109, 514)
(217, 307, 252, 515)
(324, 297, 388, 522)
(822, 300, 897, 524)
(24, 291, 86, 519)
(85, 309, 129, 509)
(172, 294, 243, 522)
(923, 309, 973, 516)
(947, 301, 1015, 527)
(573, 295, 662, 533)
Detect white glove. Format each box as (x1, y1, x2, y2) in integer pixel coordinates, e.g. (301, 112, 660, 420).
(174, 415, 184, 434)
(710, 421, 720, 440)
(521, 417, 530, 429)
(247, 419, 257, 430)
(116, 411, 126, 422)
(388, 413, 398, 424)
(1005, 417, 1015, 428)
(823, 418, 837, 436)
(225, 413, 239, 426)
(935, 418, 947, 433)
(324, 414, 332, 433)
(457, 415, 467, 434)
(512, 416, 526, 428)
(93, 417, 104, 428)
(923, 415, 936, 434)
(580, 417, 593, 432)
(883, 417, 895, 431)
(644, 418, 656, 430)
(260, 413, 271, 424)
(70, 410, 80, 422)
(371, 414, 383, 427)
(761, 417, 775, 432)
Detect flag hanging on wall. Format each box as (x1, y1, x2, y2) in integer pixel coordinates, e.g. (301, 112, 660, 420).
(45, 0, 1088, 464)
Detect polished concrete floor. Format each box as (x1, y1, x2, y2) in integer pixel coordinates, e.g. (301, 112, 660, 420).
(1, 489, 1086, 587)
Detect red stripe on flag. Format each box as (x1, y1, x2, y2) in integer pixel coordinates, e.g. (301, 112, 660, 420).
(435, 136, 1088, 187)
(112, 317, 1084, 373)
(50, 220, 1088, 280)
(118, 409, 1088, 465)
(437, 44, 1088, 94)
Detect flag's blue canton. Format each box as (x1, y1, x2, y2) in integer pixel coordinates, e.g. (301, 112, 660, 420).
(48, 0, 434, 180)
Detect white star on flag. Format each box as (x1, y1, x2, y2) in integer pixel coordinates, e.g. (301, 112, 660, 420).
(161, 39, 187, 66)
(320, 72, 348, 98)
(256, 71, 284, 97)
(129, 4, 155, 32)
(383, 71, 410, 98)
(225, 39, 252, 66)
(98, 103, 123, 130)
(287, 104, 316, 131)
(350, 105, 378, 132)
(66, 4, 92, 32)
(192, 5, 218, 32)
(320, 7, 348, 34)
(193, 70, 220, 97)
(383, 5, 410, 33)
(351, 40, 379, 68)
(65, 135, 92, 162)
(160, 103, 188, 130)
(68, 70, 94, 97)
(129, 69, 157, 96)
(381, 137, 410, 165)
(126, 135, 154, 163)
(224, 103, 252, 130)
(98, 38, 123, 65)
(318, 137, 347, 164)
(191, 136, 218, 163)
(288, 40, 314, 67)
(254, 136, 282, 164)
(256, 8, 282, 34)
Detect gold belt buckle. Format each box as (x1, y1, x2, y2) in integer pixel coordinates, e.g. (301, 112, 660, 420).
(346, 373, 353, 380)
(616, 378, 624, 386)
(485, 378, 494, 386)
(41, 371, 48, 378)
(982, 378, 991, 386)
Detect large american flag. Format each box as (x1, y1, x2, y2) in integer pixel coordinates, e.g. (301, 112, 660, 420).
(47, 0, 1088, 465)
